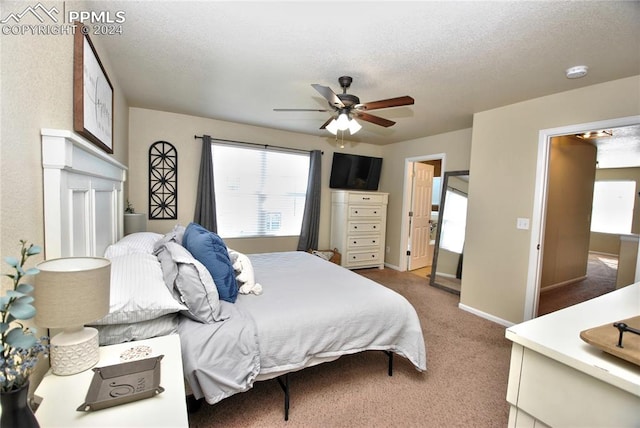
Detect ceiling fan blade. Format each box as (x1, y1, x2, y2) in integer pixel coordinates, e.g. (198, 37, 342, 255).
(358, 96, 414, 111)
(353, 111, 396, 128)
(274, 108, 331, 112)
(311, 84, 344, 109)
(319, 117, 334, 130)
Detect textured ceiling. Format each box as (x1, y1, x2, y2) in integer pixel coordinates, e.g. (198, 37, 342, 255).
(94, 1, 640, 147)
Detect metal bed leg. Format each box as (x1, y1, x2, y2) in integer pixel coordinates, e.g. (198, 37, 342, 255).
(276, 373, 290, 421)
(384, 351, 394, 376)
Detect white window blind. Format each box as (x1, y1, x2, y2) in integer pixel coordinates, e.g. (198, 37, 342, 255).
(590, 180, 635, 234)
(212, 144, 310, 238)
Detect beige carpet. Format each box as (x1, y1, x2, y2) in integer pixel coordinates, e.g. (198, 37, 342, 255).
(188, 268, 511, 427)
(538, 253, 618, 316)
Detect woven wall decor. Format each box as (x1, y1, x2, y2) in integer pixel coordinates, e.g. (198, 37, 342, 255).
(148, 141, 177, 219)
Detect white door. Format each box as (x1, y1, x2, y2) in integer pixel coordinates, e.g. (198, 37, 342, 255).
(409, 162, 434, 270)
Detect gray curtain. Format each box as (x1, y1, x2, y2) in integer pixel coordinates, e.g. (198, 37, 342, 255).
(297, 150, 322, 251)
(194, 135, 217, 232)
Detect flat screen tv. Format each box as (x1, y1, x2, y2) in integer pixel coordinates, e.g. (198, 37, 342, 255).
(329, 152, 383, 190)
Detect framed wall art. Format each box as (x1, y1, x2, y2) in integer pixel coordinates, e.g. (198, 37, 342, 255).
(73, 23, 114, 154)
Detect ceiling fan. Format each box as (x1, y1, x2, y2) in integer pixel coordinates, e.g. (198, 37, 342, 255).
(274, 76, 414, 135)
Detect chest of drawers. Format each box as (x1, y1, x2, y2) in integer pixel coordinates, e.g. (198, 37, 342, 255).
(330, 190, 388, 269)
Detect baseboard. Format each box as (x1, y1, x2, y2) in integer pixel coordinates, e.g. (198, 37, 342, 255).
(540, 275, 587, 293)
(384, 262, 402, 271)
(458, 303, 515, 328)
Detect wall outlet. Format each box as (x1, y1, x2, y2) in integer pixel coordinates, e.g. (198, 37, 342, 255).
(516, 217, 530, 230)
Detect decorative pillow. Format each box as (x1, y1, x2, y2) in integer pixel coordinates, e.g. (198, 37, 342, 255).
(104, 232, 163, 258)
(182, 223, 238, 303)
(91, 314, 179, 346)
(93, 253, 187, 325)
(155, 241, 224, 323)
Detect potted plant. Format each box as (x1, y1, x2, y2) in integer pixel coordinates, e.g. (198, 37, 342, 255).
(124, 200, 147, 235)
(0, 240, 48, 428)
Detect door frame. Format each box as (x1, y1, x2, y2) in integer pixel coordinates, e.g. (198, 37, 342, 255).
(524, 115, 640, 320)
(400, 153, 446, 272)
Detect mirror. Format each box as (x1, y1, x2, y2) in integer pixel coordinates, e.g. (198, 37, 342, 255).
(430, 170, 470, 294)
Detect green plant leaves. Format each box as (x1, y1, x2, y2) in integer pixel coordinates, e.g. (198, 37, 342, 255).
(5, 327, 37, 350)
(4, 257, 19, 267)
(7, 297, 36, 320)
(26, 246, 41, 256)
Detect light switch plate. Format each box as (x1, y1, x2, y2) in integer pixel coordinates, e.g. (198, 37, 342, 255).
(516, 217, 530, 230)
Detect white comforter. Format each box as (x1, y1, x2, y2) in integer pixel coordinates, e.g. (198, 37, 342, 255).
(180, 251, 426, 404)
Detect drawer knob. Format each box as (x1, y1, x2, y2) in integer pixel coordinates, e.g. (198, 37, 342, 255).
(371, 254, 375, 258)
(354, 226, 358, 229)
(372, 240, 376, 244)
(353, 241, 357, 244)
(373, 226, 376, 229)
(363, 197, 370, 200)
(374, 211, 377, 214)
(355, 210, 358, 214)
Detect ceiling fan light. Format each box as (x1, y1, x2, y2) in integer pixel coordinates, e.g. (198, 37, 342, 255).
(326, 119, 339, 135)
(336, 113, 350, 131)
(348, 118, 362, 135)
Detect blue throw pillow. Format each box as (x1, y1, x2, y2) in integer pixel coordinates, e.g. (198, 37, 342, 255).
(182, 222, 238, 303)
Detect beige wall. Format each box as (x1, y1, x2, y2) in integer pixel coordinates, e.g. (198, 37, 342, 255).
(462, 75, 640, 324)
(541, 136, 597, 289)
(0, 0, 129, 391)
(589, 167, 640, 254)
(127, 107, 383, 254)
(0, 5, 129, 273)
(379, 128, 472, 268)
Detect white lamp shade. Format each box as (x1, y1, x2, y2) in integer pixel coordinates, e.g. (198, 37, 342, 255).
(348, 118, 362, 134)
(336, 113, 350, 131)
(35, 257, 111, 328)
(326, 119, 339, 135)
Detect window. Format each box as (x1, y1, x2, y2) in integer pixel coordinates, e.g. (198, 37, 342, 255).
(590, 180, 636, 234)
(212, 144, 310, 238)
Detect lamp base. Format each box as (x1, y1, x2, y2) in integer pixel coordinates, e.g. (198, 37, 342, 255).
(51, 327, 100, 376)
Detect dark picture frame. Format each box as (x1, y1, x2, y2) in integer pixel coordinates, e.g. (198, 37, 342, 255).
(73, 23, 114, 154)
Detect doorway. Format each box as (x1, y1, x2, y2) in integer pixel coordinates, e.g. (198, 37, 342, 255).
(400, 154, 445, 275)
(525, 115, 640, 320)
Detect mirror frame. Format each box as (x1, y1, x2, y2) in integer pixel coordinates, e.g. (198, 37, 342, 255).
(429, 170, 469, 294)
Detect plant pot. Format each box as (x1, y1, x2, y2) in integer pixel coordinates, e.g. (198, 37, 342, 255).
(0, 382, 39, 428)
(124, 213, 147, 235)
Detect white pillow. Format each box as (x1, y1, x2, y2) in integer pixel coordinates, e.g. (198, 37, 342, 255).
(104, 232, 163, 258)
(93, 253, 187, 325)
(155, 242, 224, 323)
(92, 314, 179, 346)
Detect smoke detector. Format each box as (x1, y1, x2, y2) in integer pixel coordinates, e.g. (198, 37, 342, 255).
(566, 65, 588, 79)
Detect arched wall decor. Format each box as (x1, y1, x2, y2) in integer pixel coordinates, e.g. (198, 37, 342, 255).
(149, 141, 177, 219)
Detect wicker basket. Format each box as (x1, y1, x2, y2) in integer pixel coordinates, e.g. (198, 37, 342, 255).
(308, 248, 341, 265)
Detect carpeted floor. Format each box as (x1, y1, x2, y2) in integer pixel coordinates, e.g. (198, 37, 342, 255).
(188, 268, 511, 427)
(537, 252, 618, 316)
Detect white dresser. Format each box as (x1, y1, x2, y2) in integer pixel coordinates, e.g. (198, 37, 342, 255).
(505, 284, 640, 427)
(330, 190, 388, 269)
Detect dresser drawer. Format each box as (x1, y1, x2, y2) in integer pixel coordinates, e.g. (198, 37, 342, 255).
(347, 235, 382, 249)
(348, 221, 381, 233)
(346, 250, 381, 265)
(348, 193, 386, 204)
(349, 206, 383, 218)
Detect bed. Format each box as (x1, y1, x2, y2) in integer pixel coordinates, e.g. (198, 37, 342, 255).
(40, 129, 427, 420)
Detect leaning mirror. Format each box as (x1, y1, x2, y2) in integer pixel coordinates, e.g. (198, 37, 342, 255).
(430, 170, 470, 294)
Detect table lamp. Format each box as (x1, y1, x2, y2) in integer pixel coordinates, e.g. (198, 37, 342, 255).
(34, 257, 111, 376)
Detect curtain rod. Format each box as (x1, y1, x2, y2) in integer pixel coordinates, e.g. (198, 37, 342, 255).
(194, 135, 322, 155)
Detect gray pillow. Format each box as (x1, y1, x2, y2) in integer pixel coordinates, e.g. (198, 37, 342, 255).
(155, 241, 224, 323)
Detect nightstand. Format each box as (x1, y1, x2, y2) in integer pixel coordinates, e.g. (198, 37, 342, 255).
(34, 334, 188, 427)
